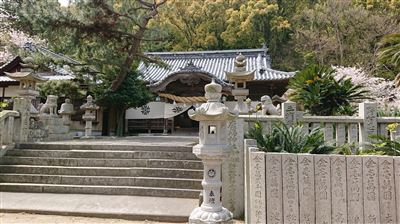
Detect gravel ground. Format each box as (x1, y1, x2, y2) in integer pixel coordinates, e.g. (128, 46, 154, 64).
(0, 213, 244, 224)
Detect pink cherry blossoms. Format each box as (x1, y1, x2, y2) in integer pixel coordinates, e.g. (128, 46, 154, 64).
(333, 66, 400, 109)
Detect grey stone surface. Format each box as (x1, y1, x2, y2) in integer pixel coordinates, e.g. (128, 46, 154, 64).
(249, 150, 265, 224)
(378, 157, 397, 224)
(395, 157, 400, 224)
(1, 137, 202, 199)
(347, 156, 363, 224)
(0, 192, 197, 222)
(265, 153, 283, 224)
(281, 153, 299, 224)
(362, 156, 380, 224)
(330, 155, 347, 224)
(314, 155, 331, 224)
(298, 154, 315, 224)
(244, 139, 257, 224)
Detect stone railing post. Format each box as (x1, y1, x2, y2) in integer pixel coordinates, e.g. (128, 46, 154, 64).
(244, 139, 257, 224)
(13, 97, 31, 143)
(358, 101, 377, 145)
(282, 101, 297, 127)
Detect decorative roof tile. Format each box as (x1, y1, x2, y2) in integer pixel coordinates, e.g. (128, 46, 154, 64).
(138, 48, 295, 83)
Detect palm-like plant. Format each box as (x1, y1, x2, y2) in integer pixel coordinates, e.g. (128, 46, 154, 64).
(246, 121, 334, 154)
(377, 33, 400, 80)
(288, 64, 368, 115)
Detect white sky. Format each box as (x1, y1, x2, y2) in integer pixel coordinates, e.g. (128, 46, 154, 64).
(58, 0, 69, 6)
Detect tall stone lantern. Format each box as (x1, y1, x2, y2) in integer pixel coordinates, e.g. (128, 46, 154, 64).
(225, 53, 255, 114)
(80, 95, 99, 138)
(6, 57, 48, 114)
(188, 79, 236, 223)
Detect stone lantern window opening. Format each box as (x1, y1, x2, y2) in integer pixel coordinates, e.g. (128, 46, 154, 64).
(208, 125, 216, 135)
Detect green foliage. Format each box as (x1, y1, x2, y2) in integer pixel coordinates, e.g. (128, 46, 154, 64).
(377, 106, 400, 117)
(376, 33, 400, 79)
(92, 71, 152, 110)
(92, 71, 152, 136)
(246, 121, 334, 154)
(288, 64, 368, 115)
(369, 135, 400, 156)
(37, 80, 85, 102)
(0, 0, 166, 90)
(0, 101, 9, 111)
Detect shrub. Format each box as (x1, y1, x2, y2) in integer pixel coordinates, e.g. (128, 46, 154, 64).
(246, 121, 334, 154)
(288, 64, 368, 115)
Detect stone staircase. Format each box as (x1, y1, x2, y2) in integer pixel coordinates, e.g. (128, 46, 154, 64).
(0, 142, 203, 199)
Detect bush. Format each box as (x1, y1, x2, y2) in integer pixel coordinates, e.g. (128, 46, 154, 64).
(246, 121, 334, 154)
(288, 64, 368, 115)
(368, 135, 400, 156)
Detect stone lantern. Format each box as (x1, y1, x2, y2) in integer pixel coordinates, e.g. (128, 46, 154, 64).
(188, 79, 236, 223)
(225, 53, 255, 114)
(58, 98, 75, 125)
(6, 57, 48, 114)
(80, 95, 99, 138)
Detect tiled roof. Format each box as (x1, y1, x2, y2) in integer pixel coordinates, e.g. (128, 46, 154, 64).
(138, 48, 295, 83)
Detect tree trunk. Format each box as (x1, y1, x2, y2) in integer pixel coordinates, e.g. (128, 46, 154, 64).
(115, 108, 126, 137)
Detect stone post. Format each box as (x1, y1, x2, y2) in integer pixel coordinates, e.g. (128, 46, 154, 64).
(188, 79, 236, 223)
(13, 97, 31, 142)
(80, 95, 99, 138)
(282, 101, 297, 126)
(359, 101, 377, 145)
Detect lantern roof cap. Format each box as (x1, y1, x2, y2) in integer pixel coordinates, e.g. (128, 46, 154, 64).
(188, 79, 236, 121)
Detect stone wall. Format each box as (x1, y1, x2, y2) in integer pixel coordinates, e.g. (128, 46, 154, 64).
(246, 147, 400, 224)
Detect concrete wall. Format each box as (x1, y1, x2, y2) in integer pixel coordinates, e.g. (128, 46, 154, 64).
(247, 148, 400, 224)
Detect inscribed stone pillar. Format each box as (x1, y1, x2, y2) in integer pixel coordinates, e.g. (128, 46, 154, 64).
(331, 155, 347, 224)
(265, 153, 283, 224)
(298, 154, 315, 224)
(13, 97, 31, 142)
(281, 153, 299, 224)
(222, 118, 245, 218)
(362, 156, 380, 223)
(394, 157, 400, 224)
(249, 149, 266, 224)
(347, 156, 364, 224)
(314, 155, 331, 224)
(359, 102, 377, 145)
(378, 157, 397, 224)
(282, 101, 296, 127)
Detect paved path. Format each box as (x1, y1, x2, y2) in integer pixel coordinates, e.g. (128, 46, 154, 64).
(0, 192, 198, 222)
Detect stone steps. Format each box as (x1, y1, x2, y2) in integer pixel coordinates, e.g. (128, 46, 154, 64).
(0, 156, 203, 169)
(5, 149, 199, 160)
(18, 143, 194, 152)
(0, 141, 203, 199)
(0, 165, 203, 179)
(0, 173, 202, 189)
(0, 183, 200, 198)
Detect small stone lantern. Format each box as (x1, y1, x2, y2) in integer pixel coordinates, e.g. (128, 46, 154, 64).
(80, 95, 99, 138)
(188, 79, 236, 223)
(58, 98, 75, 125)
(225, 53, 255, 114)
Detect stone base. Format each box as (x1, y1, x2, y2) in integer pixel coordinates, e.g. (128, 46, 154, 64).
(189, 207, 233, 224)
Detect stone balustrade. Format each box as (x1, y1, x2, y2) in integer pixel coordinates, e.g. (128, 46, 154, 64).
(245, 143, 400, 224)
(0, 110, 19, 156)
(240, 101, 400, 146)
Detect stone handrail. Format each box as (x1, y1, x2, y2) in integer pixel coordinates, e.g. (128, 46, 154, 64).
(0, 110, 19, 156)
(246, 145, 400, 224)
(240, 101, 400, 146)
